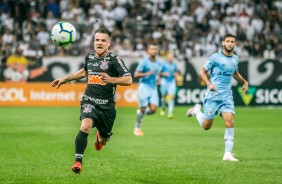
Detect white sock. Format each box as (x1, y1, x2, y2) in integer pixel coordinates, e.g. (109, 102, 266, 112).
(135, 110, 144, 129)
(168, 100, 174, 115)
(75, 153, 83, 158)
(224, 128, 234, 153)
(135, 121, 142, 129)
(195, 110, 204, 126)
(135, 107, 154, 129)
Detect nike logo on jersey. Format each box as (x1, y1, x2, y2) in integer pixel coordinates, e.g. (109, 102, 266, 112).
(89, 55, 95, 59)
(100, 60, 109, 70)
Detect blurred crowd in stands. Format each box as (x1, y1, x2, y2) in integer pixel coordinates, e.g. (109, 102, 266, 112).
(0, 0, 282, 62)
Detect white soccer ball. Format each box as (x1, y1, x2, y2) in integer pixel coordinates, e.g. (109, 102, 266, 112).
(50, 21, 76, 47)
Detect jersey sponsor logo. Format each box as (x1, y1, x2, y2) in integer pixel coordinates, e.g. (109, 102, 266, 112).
(83, 95, 109, 104)
(100, 60, 109, 70)
(88, 75, 106, 85)
(217, 72, 232, 77)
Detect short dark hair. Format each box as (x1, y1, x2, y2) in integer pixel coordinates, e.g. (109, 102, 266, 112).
(148, 42, 158, 47)
(94, 28, 111, 37)
(223, 34, 236, 41)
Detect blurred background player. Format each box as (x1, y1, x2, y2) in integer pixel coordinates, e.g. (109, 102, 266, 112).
(51, 28, 132, 173)
(159, 52, 178, 119)
(186, 34, 248, 161)
(133, 43, 162, 136)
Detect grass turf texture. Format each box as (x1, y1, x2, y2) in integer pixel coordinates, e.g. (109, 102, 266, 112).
(0, 107, 281, 184)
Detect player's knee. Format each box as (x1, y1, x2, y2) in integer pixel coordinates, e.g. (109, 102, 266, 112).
(202, 125, 212, 130)
(225, 121, 234, 128)
(202, 120, 213, 130)
(80, 125, 91, 133)
(150, 108, 157, 114)
(80, 122, 92, 133)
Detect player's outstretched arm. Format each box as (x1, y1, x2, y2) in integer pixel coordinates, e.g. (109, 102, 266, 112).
(233, 71, 248, 94)
(100, 73, 132, 86)
(51, 68, 87, 89)
(200, 67, 216, 91)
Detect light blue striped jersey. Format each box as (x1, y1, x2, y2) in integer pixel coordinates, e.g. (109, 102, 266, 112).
(136, 57, 162, 88)
(204, 51, 238, 99)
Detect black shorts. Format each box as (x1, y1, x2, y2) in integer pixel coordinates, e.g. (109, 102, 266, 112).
(80, 102, 116, 138)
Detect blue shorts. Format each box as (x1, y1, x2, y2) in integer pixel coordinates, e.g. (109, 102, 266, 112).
(203, 97, 235, 120)
(138, 83, 159, 107)
(160, 80, 176, 96)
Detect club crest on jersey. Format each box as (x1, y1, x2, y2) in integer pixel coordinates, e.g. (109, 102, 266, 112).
(100, 60, 109, 70)
(82, 104, 94, 113)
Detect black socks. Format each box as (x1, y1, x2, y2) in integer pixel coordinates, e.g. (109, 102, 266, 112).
(75, 130, 89, 163)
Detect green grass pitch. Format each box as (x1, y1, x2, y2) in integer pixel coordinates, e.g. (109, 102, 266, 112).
(0, 106, 281, 184)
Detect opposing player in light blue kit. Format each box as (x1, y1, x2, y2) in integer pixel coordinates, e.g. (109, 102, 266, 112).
(133, 43, 162, 136)
(160, 52, 178, 119)
(186, 34, 248, 161)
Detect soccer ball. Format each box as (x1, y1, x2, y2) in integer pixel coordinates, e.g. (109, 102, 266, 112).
(50, 21, 76, 47)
